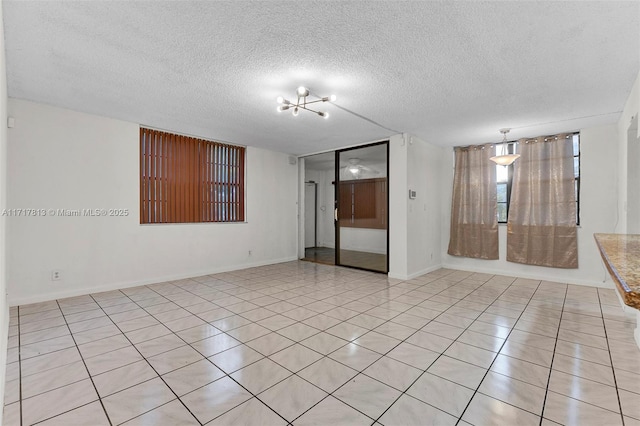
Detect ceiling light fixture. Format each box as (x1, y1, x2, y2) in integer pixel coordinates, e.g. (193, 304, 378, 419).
(490, 128, 521, 166)
(276, 86, 335, 119)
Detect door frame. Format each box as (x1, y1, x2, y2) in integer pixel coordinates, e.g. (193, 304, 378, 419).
(335, 140, 390, 273)
(304, 181, 318, 248)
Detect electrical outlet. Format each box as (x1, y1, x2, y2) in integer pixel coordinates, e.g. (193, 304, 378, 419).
(51, 270, 62, 281)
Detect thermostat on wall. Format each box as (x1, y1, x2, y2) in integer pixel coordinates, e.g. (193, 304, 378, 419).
(409, 190, 417, 199)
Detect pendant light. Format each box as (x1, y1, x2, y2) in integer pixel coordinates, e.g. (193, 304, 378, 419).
(490, 128, 520, 166)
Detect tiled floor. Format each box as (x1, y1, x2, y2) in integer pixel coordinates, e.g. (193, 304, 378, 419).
(3, 261, 640, 425)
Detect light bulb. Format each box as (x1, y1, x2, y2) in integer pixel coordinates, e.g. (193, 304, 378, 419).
(329, 95, 337, 102)
(323, 112, 329, 119)
(277, 106, 283, 112)
(349, 167, 359, 173)
(276, 96, 284, 104)
(292, 107, 299, 116)
(297, 86, 309, 97)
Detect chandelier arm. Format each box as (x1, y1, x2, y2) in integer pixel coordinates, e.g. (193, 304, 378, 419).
(302, 98, 328, 105)
(297, 105, 323, 114)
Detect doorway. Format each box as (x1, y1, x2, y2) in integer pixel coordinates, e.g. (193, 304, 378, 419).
(300, 141, 389, 273)
(335, 142, 389, 273)
(301, 152, 336, 265)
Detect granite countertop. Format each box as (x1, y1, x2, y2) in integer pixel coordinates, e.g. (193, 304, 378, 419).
(594, 233, 640, 309)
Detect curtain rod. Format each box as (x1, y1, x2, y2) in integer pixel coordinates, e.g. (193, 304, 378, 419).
(454, 132, 577, 150)
(522, 133, 577, 144)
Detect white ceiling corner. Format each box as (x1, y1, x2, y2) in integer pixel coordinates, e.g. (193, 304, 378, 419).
(3, 1, 638, 154)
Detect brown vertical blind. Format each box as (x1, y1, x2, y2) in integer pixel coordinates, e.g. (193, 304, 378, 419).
(140, 128, 245, 224)
(338, 178, 387, 229)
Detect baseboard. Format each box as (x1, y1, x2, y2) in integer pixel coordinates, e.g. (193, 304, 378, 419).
(315, 243, 386, 255)
(342, 247, 387, 255)
(388, 264, 442, 281)
(387, 272, 407, 280)
(441, 262, 611, 288)
(8, 256, 298, 306)
(10, 257, 612, 306)
(407, 264, 443, 280)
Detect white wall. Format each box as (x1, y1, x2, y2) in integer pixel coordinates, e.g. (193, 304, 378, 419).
(0, 3, 10, 416)
(407, 135, 444, 276)
(7, 99, 298, 305)
(389, 134, 444, 280)
(441, 123, 619, 287)
(389, 134, 408, 278)
(626, 115, 640, 233)
(618, 71, 640, 233)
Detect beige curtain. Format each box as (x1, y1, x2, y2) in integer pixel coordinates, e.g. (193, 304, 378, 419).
(507, 134, 578, 268)
(448, 144, 498, 260)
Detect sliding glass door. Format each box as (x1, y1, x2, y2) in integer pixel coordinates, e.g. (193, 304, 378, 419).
(335, 142, 389, 273)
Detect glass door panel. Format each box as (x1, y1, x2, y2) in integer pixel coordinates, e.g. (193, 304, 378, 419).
(335, 142, 388, 273)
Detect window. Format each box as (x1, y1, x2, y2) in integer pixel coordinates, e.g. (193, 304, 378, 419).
(497, 133, 580, 224)
(140, 128, 245, 224)
(496, 143, 515, 223)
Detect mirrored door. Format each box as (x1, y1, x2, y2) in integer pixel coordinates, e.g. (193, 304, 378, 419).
(335, 142, 388, 273)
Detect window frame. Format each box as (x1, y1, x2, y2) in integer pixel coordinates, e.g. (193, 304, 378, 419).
(574, 134, 581, 226)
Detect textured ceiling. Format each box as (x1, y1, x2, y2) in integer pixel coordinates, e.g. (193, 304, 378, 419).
(3, 1, 639, 155)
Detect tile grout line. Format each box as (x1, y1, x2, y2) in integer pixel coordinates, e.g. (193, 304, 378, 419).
(183, 273, 383, 425)
(415, 277, 536, 424)
(105, 288, 292, 425)
(537, 284, 568, 426)
(182, 268, 640, 423)
(192, 268, 467, 423)
(81, 280, 300, 423)
(292, 277, 469, 424)
(86, 291, 207, 426)
(16, 270, 504, 424)
(274, 281, 462, 425)
(596, 288, 626, 426)
(452, 278, 545, 426)
(287, 271, 490, 424)
(16, 268, 342, 423)
(49, 300, 114, 426)
(11, 265, 631, 425)
(538, 293, 627, 421)
(230, 268, 510, 422)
